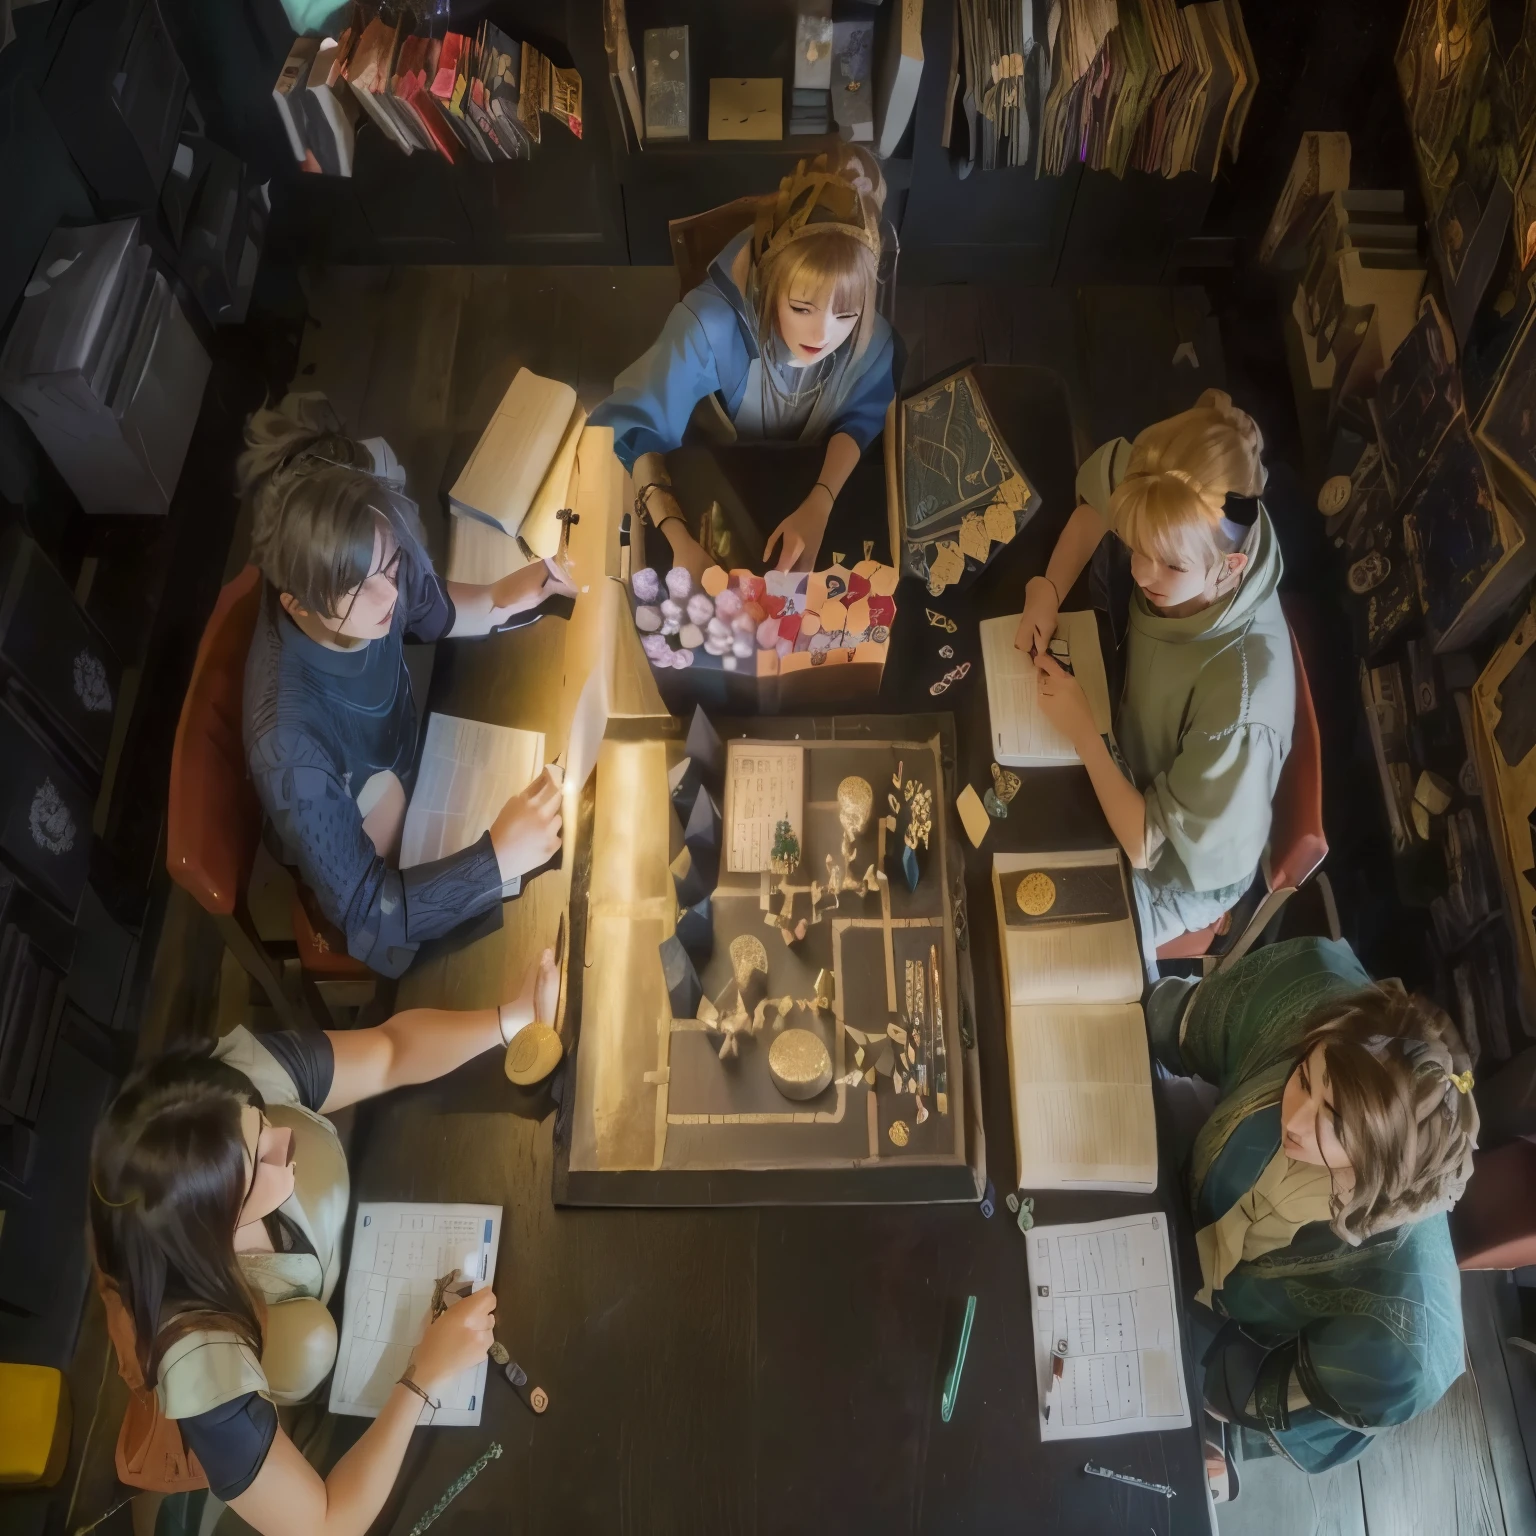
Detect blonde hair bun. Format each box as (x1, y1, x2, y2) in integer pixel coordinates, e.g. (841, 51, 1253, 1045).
(1126, 391, 1266, 498)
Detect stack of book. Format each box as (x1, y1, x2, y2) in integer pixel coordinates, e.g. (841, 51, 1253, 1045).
(792, 7, 832, 136)
(963, 0, 1257, 180)
(273, 11, 582, 174)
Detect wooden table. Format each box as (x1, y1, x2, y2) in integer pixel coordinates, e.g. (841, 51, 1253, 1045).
(349, 369, 1213, 1534)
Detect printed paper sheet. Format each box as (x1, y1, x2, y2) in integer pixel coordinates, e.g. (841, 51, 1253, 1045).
(1026, 1213, 1191, 1441)
(329, 1202, 502, 1424)
(724, 743, 804, 873)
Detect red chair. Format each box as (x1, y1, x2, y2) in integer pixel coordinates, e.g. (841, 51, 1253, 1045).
(168, 565, 370, 1028)
(1155, 609, 1339, 973)
(1450, 1140, 1536, 1269)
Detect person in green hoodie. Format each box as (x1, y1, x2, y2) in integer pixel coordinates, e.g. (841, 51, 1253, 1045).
(1016, 391, 1293, 969)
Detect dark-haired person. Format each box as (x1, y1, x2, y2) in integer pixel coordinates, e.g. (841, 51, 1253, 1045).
(1149, 936, 1478, 1494)
(239, 407, 575, 977)
(92, 950, 559, 1529)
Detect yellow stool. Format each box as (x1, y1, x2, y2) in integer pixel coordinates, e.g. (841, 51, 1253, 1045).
(0, 1363, 71, 1486)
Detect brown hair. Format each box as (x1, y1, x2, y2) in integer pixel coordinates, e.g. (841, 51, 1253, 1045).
(91, 1051, 266, 1387)
(1294, 983, 1478, 1245)
(754, 145, 885, 361)
(235, 393, 373, 520)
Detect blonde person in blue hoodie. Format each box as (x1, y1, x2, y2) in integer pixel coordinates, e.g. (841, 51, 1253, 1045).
(1016, 392, 1294, 970)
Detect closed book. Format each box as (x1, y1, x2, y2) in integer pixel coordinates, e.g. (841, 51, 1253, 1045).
(875, 0, 923, 158)
(433, 33, 492, 161)
(832, 19, 874, 142)
(306, 30, 360, 177)
(794, 8, 834, 90)
(346, 17, 414, 152)
(643, 25, 689, 140)
(274, 37, 319, 163)
(397, 37, 459, 162)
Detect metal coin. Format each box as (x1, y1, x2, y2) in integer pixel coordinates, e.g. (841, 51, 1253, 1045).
(1015, 871, 1057, 916)
(888, 1119, 911, 1147)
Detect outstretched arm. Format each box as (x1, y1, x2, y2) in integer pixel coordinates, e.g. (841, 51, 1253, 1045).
(319, 947, 557, 1111)
(1015, 502, 1111, 656)
(764, 432, 861, 572)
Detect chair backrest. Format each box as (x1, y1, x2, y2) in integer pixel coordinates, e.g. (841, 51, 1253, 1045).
(166, 566, 263, 916)
(1268, 616, 1328, 893)
(668, 195, 771, 300)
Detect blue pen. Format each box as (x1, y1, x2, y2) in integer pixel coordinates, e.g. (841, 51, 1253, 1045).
(478, 1218, 493, 1282)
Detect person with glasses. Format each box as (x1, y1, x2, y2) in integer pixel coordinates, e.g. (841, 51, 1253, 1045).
(90, 949, 559, 1527)
(240, 411, 574, 977)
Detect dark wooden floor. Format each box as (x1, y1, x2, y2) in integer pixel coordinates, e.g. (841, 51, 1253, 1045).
(68, 265, 1536, 1536)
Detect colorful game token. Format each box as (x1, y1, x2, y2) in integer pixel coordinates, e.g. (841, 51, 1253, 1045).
(1015, 871, 1057, 916)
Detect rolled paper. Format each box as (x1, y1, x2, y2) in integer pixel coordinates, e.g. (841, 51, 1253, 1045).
(641, 633, 672, 663)
(702, 565, 729, 597)
(631, 567, 661, 603)
(635, 605, 663, 632)
(686, 592, 715, 625)
(680, 623, 704, 649)
(731, 634, 754, 658)
(706, 614, 732, 641)
(756, 617, 781, 649)
(665, 566, 694, 601)
(714, 587, 744, 619)
(672, 647, 695, 668)
(723, 654, 737, 670)
(704, 633, 732, 656)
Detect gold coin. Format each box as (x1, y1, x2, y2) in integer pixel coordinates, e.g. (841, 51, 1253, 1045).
(837, 775, 873, 837)
(729, 934, 770, 989)
(888, 1119, 910, 1147)
(1015, 871, 1057, 916)
(504, 1023, 564, 1086)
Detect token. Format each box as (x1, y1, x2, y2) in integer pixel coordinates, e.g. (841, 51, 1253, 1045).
(990, 763, 1021, 803)
(983, 788, 1008, 820)
(490, 1341, 510, 1365)
(1348, 551, 1389, 594)
(529, 1386, 549, 1414)
(888, 1119, 911, 1147)
(1015, 871, 1057, 916)
(1317, 474, 1352, 515)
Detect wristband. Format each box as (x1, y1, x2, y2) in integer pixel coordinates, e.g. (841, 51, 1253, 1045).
(398, 1374, 441, 1413)
(1032, 573, 1062, 606)
(812, 481, 835, 507)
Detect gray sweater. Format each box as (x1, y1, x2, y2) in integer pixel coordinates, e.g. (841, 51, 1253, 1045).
(242, 554, 501, 976)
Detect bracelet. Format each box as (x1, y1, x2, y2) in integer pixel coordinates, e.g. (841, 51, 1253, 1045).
(1032, 573, 1062, 606)
(812, 481, 835, 507)
(635, 482, 674, 526)
(398, 1374, 441, 1413)
(654, 513, 686, 535)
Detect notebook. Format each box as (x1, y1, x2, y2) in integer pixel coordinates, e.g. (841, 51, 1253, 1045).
(448, 367, 585, 544)
(723, 741, 805, 873)
(993, 847, 1156, 1192)
(980, 609, 1112, 767)
(401, 714, 545, 898)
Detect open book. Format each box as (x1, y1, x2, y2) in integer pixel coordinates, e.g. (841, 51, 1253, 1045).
(993, 848, 1155, 1193)
(980, 610, 1112, 767)
(723, 741, 805, 874)
(400, 714, 545, 898)
(448, 367, 586, 558)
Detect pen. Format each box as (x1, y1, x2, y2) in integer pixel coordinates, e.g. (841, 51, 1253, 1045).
(1043, 1345, 1066, 1422)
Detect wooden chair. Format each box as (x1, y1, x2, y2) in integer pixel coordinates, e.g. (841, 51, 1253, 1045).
(1450, 1140, 1536, 1269)
(167, 565, 370, 1029)
(1156, 607, 1338, 974)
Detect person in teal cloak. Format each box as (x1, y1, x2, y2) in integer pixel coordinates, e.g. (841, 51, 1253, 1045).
(1148, 937, 1479, 1491)
(589, 147, 896, 578)
(1017, 392, 1293, 971)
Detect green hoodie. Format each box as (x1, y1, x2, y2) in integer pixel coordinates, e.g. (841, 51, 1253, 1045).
(1077, 438, 1295, 897)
